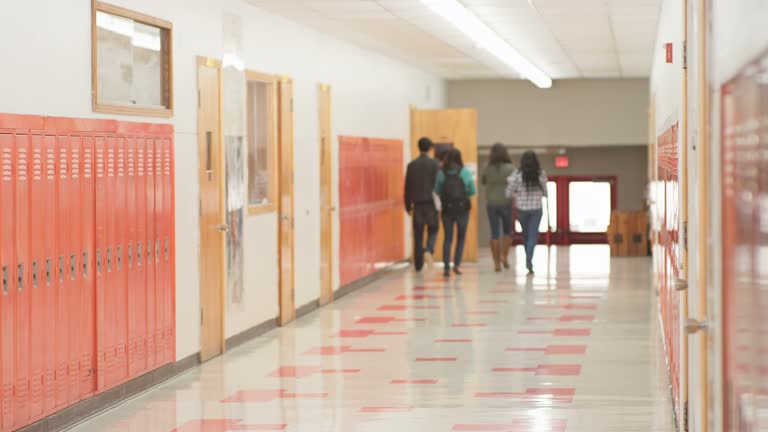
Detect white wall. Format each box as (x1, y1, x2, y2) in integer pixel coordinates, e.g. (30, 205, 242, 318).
(0, 0, 443, 361)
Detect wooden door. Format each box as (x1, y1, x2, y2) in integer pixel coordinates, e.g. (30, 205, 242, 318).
(319, 84, 334, 306)
(197, 57, 225, 362)
(410, 108, 478, 263)
(277, 78, 295, 325)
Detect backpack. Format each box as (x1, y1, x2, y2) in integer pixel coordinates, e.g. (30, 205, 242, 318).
(440, 170, 469, 215)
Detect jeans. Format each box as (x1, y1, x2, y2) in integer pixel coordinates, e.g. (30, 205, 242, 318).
(413, 219, 439, 271)
(442, 211, 470, 269)
(486, 203, 513, 240)
(517, 208, 542, 270)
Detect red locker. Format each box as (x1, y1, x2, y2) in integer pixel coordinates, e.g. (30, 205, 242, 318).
(153, 138, 163, 365)
(134, 139, 147, 375)
(67, 135, 82, 403)
(94, 136, 107, 392)
(42, 134, 57, 413)
(80, 136, 96, 398)
(104, 136, 117, 388)
(114, 137, 128, 384)
(14, 132, 31, 425)
(0, 132, 15, 430)
(125, 137, 138, 378)
(145, 139, 156, 370)
(162, 137, 175, 364)
(55, 134, 69, 408)
(28, 133, 44, 420)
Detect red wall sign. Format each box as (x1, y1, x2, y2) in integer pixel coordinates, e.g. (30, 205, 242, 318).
(554, 156, 569, 168)
(665, 43, 674, 63)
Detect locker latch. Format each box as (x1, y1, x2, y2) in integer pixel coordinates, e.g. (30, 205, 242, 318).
(116, 246, 122, 271)
(146, 240, 151, 263)
(155, 240, 160, 264)
(127, 245, 133, 269)
(83, 252, 88, 277)
(2, 266, 7, 295)
(58, 256, 64, 283)
(96, 250, 101, 275)
(137, 243, 143, 266)
(106, 248, 112, 272)
(17, 263, 24, 292)
(45, 259, 51, 286)
(32, 261, 38, 289)
(164, 239, 169, 261)
(70, 255, 76, 280)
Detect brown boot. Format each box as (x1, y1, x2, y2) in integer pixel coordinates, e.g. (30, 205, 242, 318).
(490, 240, 501, 272)
(501, 236, 511, 269)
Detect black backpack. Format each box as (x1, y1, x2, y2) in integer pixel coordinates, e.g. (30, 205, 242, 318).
(441, 170, 469, 215)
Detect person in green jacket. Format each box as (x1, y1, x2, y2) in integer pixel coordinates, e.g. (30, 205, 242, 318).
(435, 148, 476, 277)
(481, 143, 515, 272)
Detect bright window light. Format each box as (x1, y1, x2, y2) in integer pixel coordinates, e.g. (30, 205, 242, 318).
(418, 0, 552, 88)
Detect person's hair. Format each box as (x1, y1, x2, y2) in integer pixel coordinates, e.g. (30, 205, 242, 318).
(442, 148, 464, 170)
(520, 150, 541, 187)
(488, 143, 511, 166)
(418, 137, 433, 153)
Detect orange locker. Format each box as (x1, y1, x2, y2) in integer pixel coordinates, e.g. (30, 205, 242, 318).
(80, 136, 96, 399)
(114, 137, 128, 385)
(55, 134, 69, 408)
(42, 134, 57, 413)
(94, 136, 107, 392)
(14, 132, 30, 426)
(153, 138, 163, 365)
(134, 138, 147, 375)
(28, 133, 44, 420)
(67, 135, 82, 403)
(0, 132, 15, 431)
(125, 137, 138, 378)
(162, 137, 174, 364)
(104, 136, 117, 388)
(145, 139, 156, 370)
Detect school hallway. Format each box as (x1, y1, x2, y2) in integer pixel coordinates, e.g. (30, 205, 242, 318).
(64, 245, 674, 432)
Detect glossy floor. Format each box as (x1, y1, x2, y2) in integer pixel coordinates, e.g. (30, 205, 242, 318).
(67, 245, 675, 432)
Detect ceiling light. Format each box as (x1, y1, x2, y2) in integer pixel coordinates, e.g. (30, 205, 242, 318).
(418, 0, 552, 88)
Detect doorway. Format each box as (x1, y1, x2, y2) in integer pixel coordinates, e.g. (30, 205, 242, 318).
(196, 57, 225, 362)
(513, 176, 617, 245)
(318, 84, 333, 306)
(277, 77, 295, 325)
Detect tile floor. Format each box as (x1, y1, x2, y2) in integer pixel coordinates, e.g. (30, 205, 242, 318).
(67, 245, 675, 432)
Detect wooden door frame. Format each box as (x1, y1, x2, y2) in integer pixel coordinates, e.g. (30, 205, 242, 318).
(196, 56, 226, 360)
(277, 76, 295, 326)
(318, 84, 334, 306)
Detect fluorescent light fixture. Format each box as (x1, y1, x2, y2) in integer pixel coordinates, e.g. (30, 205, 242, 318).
(418, 0, 552, 88)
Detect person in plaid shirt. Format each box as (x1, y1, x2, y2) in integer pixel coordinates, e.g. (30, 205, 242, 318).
(506, 151, 547, 274)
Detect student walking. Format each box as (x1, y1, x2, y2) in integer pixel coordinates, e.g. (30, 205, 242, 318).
(506, 150, 547, 275)
(481, 143, 515, 272)
(404, 137, 440, 271)
(435, 148, 476, 278)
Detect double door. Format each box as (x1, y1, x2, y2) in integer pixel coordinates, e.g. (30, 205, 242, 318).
(512, 175, 617, 245)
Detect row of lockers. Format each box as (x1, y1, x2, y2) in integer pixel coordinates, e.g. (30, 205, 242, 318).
(0, 114, 176, 432)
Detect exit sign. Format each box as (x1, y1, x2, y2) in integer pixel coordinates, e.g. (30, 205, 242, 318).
(555, 156, 569, 168)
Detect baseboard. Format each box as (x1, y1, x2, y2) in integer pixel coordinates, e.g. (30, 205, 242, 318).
(22, 260, 409, 432)
(334, 260, 409, 301)
(21, 353, 200, 432)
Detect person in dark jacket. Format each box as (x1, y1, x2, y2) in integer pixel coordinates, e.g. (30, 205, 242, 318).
(405, 137, 440, 271)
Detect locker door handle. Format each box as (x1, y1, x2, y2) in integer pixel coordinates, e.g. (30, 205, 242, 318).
(2, 266, 7, 295)
(45, 259, 51, 286)
(116, 247, 122, 271)
(164, 239, 169, 261)
(155, 240, 160, 263)
(17, 263, 24, 292)
(107, 248, 112, 272)
(96, 250, 102, 275)
(127, 245, 133, 269)
(137, 243, 143, 266)
(217, 224, 229, 232)
(146, 239, 152, 263)
(32, 261, 38, 289)
(58, 256, 64, 282)
(83, 252, 88, 277)
(70, 255, 76, 280)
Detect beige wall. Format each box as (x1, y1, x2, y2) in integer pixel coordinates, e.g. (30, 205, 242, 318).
(476, 146, 648, 244)
(447, 79, 649, 147)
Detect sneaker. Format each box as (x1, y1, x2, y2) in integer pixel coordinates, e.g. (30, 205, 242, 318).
(424, 252, 435, 269)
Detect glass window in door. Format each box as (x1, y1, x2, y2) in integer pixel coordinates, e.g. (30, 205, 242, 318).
(569, 181, 612, 232)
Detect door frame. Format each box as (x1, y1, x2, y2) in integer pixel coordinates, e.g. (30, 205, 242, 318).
(277, 76, 295, 326)
(196, 56, 226, 361)
(513, 175, 617, 245)
(318, 84, 334, 306)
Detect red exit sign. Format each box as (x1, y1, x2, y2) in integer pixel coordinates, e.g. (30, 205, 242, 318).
(555, 156, 569, 168)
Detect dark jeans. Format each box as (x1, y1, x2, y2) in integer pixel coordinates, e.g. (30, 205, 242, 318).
(442, 211, 470, 269)
(412, 204, 439, 271)
(517, 208, 542, 270)
(486, 203, 513, 240)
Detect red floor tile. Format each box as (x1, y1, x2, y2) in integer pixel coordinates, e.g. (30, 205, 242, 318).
(506, 345, 587, 355)
(416, 357, 457, 362)
(391, 379, 439, 384)
(359, 406, 414, 413)
(304, 346, 387, 355)
(493, 364, 582, 376)
(453, 323, 487, 327)
(435, 339, 473, 343)
(221, 390, 327, 403)
(475, 388, 575, 404)
(172, 420, 287, 432)
(378, 305, 440, 311)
